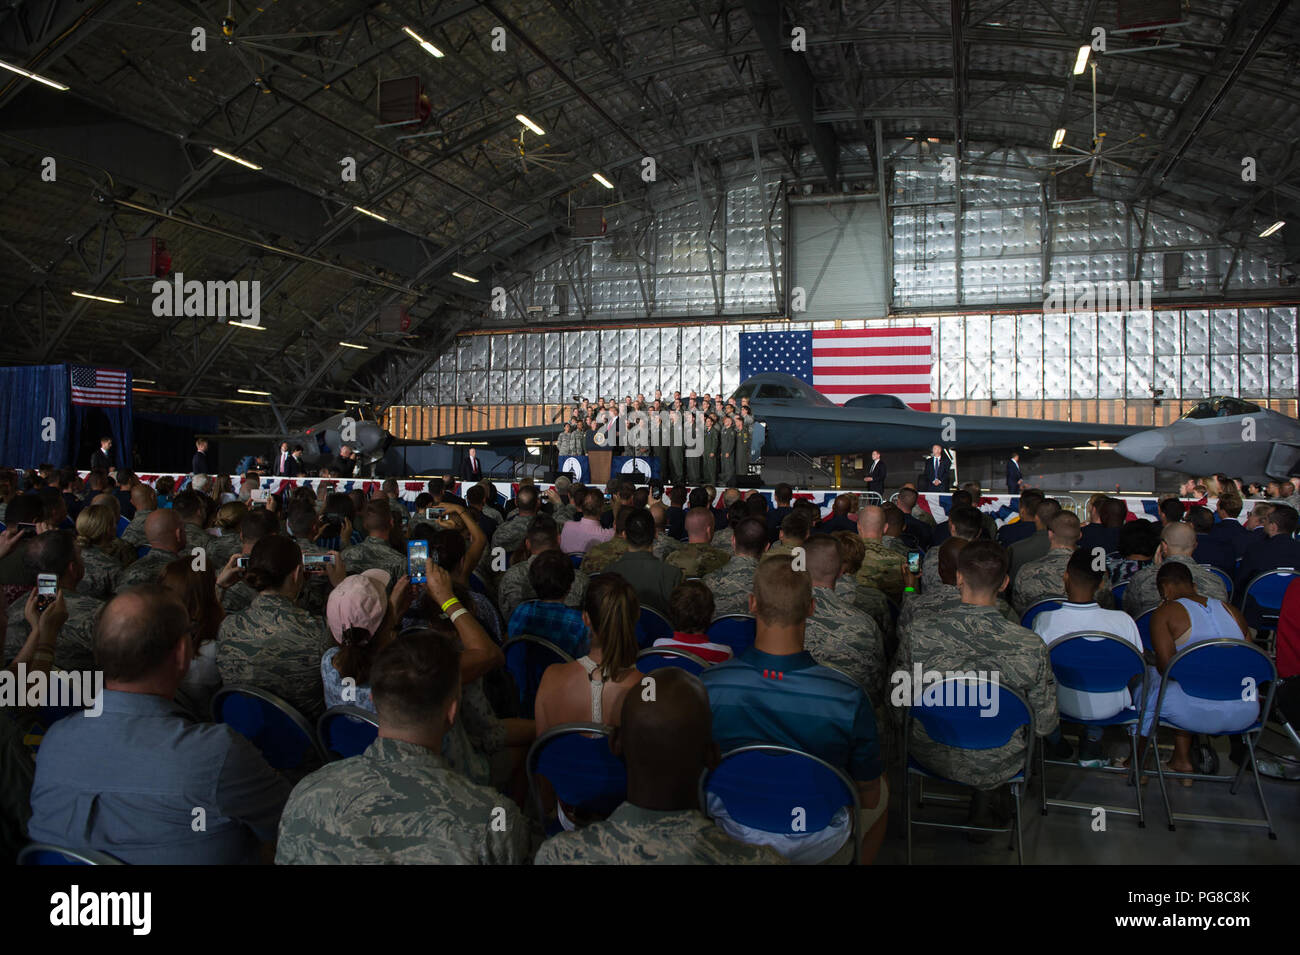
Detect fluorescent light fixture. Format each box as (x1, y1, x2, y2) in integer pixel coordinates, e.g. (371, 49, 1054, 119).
(451, 271, 479, 283)
(227, 321, 266, 331)
(516, 113, 545, 135)
(353, 205, 388, 222)
(402, 26, 444, 58)
(1072, 45, 1091, 75)
(1052, 128, 1066, 149)
(71, 290, 124, 304)
(338, 341, 369, 350)
(211, 147, 262, 170)
(344, 399, 362, 405)
(1260, 220, 1285, 238)
(134, 379, 157, 385)
(237, 388, 271, 396)
(592, 172, 614, 189)
(0, 59, 68, 91)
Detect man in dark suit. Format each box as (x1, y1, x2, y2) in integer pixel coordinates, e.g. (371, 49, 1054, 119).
(275, 442, 291, 476)
(464, 448, 484, 481)
(865, 450, 886, 496)
(1236, 503, 1300, 598)
(191, 439, 209, 475)
(1187, 506, 1236, 576)
(284, 445, 304, 477)
(90, 436, 113, 473)
(1209, 491, 1249, 557)
(922, 445, 951, 490)
(1006, 452, 1023, 493)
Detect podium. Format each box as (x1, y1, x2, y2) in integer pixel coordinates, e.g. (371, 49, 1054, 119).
(588, 450, 612, 485)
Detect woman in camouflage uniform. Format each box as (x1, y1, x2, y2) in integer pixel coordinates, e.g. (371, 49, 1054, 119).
(74, 504, 124, 599)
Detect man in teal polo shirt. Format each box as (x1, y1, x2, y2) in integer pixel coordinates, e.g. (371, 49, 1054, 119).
(700, 556, 887, 864)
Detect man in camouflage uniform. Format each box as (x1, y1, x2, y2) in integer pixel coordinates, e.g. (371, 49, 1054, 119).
(172, 491, 210, 555)
(341, 501, 405, 589)
(666, 507, 731, 578)
(898, 486, 936, 527)
(117, 509, 185, 592)
(379, 479, 409, 530)
(701, 416, 719, 485)
(1123, 521, 1227, 615)
(703, 517, 767, 617)
(921, 505, 985, 592)
(536, 667, 781, 865)
(120, 484, 156, 548)
(897, 541, 1058, 822)
(500, 518, 590, 621)
(216, 564, 330, 723)
(762, 510, 811, 564)
(580, 506, 632, 576)
(803, 537, 885, 702)
(880, 506, 911, 557)
(1012, 512, 1113, 616)
(684, 410, 703, 485)
(214, 509, 282, 614)
(649, 503, 683, 560)
(277, 632, 537, 864)
(737, 406, 754, 479)
(489, 485, 542, 560)
(855, 505, 906, 602)
(3, 531, 103, 672)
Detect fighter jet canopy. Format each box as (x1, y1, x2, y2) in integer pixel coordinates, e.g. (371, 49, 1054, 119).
(731, 373, 836, 406)
(1179, 396, 1262, 419)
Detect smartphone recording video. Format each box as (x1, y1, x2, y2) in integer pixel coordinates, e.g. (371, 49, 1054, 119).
(407, 540, 429, 584)
(36, 573, 57, 612)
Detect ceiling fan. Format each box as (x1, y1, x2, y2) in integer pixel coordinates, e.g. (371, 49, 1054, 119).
(483, 122, 575, 175)
(1048, 61, 1155, 179)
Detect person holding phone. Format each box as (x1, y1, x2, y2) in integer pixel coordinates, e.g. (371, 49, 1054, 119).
(4, 530, 101, 673)
(321, 569, 414, 712)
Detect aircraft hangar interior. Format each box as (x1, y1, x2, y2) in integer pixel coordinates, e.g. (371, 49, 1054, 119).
(0, 0, 1296, 893)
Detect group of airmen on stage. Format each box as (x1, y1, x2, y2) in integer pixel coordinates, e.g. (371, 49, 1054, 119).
(553, 389, 758, 485)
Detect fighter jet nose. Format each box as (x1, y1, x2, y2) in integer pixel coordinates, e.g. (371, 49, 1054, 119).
(1114, 430, 1170, 465)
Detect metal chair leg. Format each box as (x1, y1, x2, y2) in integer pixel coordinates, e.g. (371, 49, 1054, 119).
(1038, 746, 1048, 815)
(904, 770, 913, 865)
(1146, 734, 1176, 831)
(1130, 729, 1145, 828)
(1012, 784, 1024, 865)
(1243, 733, 1278, 840)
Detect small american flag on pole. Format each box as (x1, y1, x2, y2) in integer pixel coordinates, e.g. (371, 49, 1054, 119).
(70, 366, 129, 407)
(739, 326, 933, 410)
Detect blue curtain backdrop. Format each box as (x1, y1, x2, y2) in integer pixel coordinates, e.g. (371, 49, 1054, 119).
(69, 365, 133, 471)
(0, 365, 74, 469)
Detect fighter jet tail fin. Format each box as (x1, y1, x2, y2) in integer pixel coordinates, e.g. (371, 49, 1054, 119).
(1265, 443, 1300, 478)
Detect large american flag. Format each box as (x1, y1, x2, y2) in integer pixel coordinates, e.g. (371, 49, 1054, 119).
(70, 366, 129, 407)
(739, 327, 933, 410)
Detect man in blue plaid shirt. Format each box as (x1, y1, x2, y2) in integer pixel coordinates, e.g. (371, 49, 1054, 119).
(507, 550, 590, 657)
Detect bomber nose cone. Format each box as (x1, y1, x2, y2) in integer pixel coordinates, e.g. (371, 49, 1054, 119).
(1114, 430, 1170, 465)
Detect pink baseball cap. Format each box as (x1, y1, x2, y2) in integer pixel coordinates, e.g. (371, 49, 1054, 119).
(326, 569, 391, 643)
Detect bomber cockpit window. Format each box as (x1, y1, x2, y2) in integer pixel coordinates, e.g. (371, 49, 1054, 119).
(757, 384, 798, 399)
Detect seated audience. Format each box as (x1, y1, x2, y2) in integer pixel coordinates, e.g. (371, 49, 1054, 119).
(802, 535, 885, 700)
(1013, 512, 1082, 616)
(322, 569, 411, 711)
(1208, 490, 1248, 557)
(1111, 518, 1160, 587)
(1124, 522, 1228, 615)
(216, 536, 331, 722)
(162, 561, 226, 719)
(1078, 496, 1127, 556)
(764, 511, 811, 561)
(341, 502, 405, 586)
(922, 505, 983, 592)
(855, 505, 906, 603)
(172, 490, 210, 554)
(580, 506, 633, 575)
(276, 630, 535, 864)
(996, 489, 1044, 548)
(499, 516, 589, 621)
(535, 668, 781, 865)
(1236, 503, 1300, 596)
(117, 509, 184, 591)
(205, 501, 248, 568)
(701, 557, 887, 864)
(74, 503, 124, 599)
(560, 488, 615, 555)
(898, 542, 1057, 836)
(1007, 497, 1062, 583)
(655, 579, 732, 663)
(665, 507, 731, 578)
(3, 530, 102, 671)
(507, 550, 591, 656)
(1187, 505, 1235, 576)
(605, 509, 682, 617)
(28, 585, 289, 863)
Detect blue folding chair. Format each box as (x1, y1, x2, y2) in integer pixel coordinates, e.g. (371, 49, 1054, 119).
(317, 705, 379, 761)
(635, 606, 674, 649)
(1200, 564, 1233, 602)
(210, 685, 325, 771)
(707, 614, 757, 655)
(1020, 597, 1065, 630)
(469, 571, 487, 594)
(1240, 569, 1299, 647)
(566, 553, 585, 568)
(136, 545, 150, 559)
(18, 843, 123, 865)
(636, 646, 710, 675)
(1135, 609, 1155, 651)
(1041, 632, 1148, 827)
(1111, 581, 1128, 607)
(904, 677, 1036, 864)
(884, 596, 901, 629)
(700, 744, 860, 864)
(502, 635, 574, 719)
(1144, 639, 1278, 837)
(526, 722, 627, 835)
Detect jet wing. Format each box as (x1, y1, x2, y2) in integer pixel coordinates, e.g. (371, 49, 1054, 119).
(434, 424, 562, 446)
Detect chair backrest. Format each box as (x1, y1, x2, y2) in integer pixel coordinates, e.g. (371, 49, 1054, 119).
(136, 545, 150, 559)
(1048, 631, 1146, 696)
(317, 705, 379, 761)
(1201, 564, 1233, 599)
(706, 614, 757, 654)
(700, 745, 860, 863)
(1166, 638, 1277, 703)
(210, 685, 324, 770)
(1134, 608, 1155, 651)
(1111, 581, 1128, 605)
(636, 647, 709, 675)
(526, 722, 627, 824)
(908, 677, 1033, 751)
(1020, 597, 1065, 629)
(1241, 569, 1300, 631)
(18, 843, 123, 865)
(502, 635, 575, 719)
(468, 571, 487, 594)
(634, 606, 675, 649)
(567, 552, 584, 568)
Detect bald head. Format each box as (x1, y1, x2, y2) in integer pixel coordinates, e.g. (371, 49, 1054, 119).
(1161, 520, 1196, 555)
(145, 508, 183, 552)
(858, 505, 886, 539)
(95, 585, 190, 686)
(684, 507, 715, 542)
(131, 484, 156, 511)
